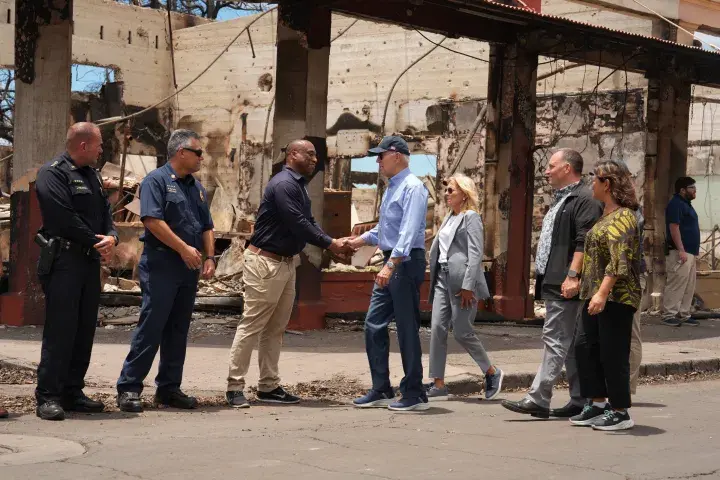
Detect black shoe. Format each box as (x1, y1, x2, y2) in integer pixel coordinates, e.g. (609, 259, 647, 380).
(501, 398, 550, 418)
(256, 386, 300, 404)
(117, 392, 144, 413)
(0, 407, 8, 419)
(569, 403, 610, 426)
(591, 410, 634, 431)
(154, 389, 198, 409)
(36, 401, 65, 421)
(550, 402, 584, 418)
(226, 391, 250, 409)
(61, 393, 105, 413)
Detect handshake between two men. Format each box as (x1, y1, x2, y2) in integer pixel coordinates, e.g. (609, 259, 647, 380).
(326, 235, 367, 262)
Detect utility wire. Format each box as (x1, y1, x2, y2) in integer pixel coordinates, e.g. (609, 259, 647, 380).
(629, 0, 720, 52)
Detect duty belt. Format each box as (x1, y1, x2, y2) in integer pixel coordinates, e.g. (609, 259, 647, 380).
(56, 237, 95, 257)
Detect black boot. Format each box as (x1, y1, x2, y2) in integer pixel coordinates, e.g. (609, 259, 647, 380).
(154, 389, 198, 409)
(62, 393, 105, 413)
(117, 392, 144, 413)
(36, 401, 65, 421)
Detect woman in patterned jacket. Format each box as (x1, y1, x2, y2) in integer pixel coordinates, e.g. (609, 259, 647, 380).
(569, 160, 641, 432)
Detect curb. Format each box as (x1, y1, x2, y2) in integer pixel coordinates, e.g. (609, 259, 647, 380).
(445, 357, 720, 395)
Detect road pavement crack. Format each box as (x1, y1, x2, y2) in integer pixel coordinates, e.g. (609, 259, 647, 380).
(659, 469, 720, 479)
(62, 459, 149, 480)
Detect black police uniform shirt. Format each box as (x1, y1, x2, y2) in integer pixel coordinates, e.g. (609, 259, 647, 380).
(250, 165, 332, 257)
(139, 163, 213, 252)
(35, 152, 117, 248)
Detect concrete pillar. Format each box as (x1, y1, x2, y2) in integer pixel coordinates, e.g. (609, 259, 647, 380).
(483, 42, 538, 321)
(0, 1, 73, 326)
(643, 70, 691, 302)
(271, 5, 331, 330)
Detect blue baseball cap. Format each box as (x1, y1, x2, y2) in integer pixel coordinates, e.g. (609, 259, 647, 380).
(368, 135, 410, 156)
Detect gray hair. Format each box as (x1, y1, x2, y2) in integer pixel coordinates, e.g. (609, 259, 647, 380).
(556, 148, 583, 175)
(167, 129, 201, 159)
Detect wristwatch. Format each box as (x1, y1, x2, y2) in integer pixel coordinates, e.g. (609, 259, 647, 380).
(567, 269, 579, 278)
(385, 261, 396, 270)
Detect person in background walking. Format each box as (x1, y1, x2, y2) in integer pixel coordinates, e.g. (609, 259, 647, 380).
(116, 129, 215, 413)
(425, 174, 503, 401)
(346, 135, 430, 412)
(661, 177, 700, 327)
(502, 148, 601, 419)
(571, 160, 641, 431)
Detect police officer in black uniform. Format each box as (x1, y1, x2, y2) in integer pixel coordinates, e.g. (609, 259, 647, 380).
(34, 122, 118, 421)
(116, 129, 215, 413)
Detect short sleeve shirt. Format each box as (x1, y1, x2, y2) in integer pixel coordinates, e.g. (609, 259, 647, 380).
(580, 208, 641, 309)
(139, 163, 214, 251)
(665, 194, 700, 256)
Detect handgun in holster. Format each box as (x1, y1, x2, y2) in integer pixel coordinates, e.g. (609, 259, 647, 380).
(35, 231, 59, 276)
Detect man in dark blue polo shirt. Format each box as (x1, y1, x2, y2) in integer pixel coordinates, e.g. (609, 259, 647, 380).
(662, 176, 700, 327)
(225, 139, 352, 408)
(116, 129, 215, 412)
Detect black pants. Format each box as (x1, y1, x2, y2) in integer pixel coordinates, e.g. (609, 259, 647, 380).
(575, 300, 635, 409)
(36, 250, 101, 404)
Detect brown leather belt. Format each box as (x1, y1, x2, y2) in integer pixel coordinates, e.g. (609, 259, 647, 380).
(247, 244, 293, 262)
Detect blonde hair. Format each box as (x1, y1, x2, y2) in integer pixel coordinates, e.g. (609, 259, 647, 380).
(446, 173, 480, 213)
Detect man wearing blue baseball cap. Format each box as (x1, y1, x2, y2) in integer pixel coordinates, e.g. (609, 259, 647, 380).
(345, 135, 430, 411)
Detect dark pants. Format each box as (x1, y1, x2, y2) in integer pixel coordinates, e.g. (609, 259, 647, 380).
(117, 248, 199, 394)
(575, 300, 635, 409)
(364, 249, 426, 399)
(36, 250, 101, 404)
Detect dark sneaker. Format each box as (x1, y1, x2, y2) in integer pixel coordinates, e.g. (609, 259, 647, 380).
(682, 318, 700, 327)
(36, 401, 65, 421)
(485, 368, 504, 400)
(426, 384, 449, 401)
(569, 403, 610, 426)
(591, 410, 635, 431)
(662, 317, 682, 327)
(61, 393, 105, 413)
(154, 389, 198, 409)
(353, 389, 395, 408)
(226, 391, 250, 409)
(388, 396, 430, 412)
(117, 392, 144, 413)
(256, 387, 300, 404)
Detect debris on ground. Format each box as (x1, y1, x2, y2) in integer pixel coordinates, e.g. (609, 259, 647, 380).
(103, 276, 141, 293)
(197, 275, 243, 296)
(0, 363, 36, 385)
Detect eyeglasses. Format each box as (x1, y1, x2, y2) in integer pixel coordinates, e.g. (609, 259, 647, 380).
(445, 187, 455, 194)
(183, 147, 203, 157)
(589, 172, 607, 182)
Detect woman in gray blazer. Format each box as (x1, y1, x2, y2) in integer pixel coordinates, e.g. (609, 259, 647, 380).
(426, 174, 503, 401)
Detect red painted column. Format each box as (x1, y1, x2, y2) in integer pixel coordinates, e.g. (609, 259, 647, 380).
(0, 1, 73, 325)
(483, 41, 538, 321)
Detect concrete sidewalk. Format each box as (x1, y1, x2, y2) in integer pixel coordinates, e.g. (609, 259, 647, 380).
(1, 316, 719, 394)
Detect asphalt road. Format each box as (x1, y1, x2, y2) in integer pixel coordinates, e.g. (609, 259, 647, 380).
(1, 379, 719, 479)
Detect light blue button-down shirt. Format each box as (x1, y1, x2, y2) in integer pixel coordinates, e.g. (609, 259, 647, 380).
(361, 168, 428, 260)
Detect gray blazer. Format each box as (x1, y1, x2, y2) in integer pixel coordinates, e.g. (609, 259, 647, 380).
(428, 210, 491, 303)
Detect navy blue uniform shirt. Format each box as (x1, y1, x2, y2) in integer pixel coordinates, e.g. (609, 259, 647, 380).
(139, 163, 214, 251)
(666, 193, 700, 256)
(35, 152, 117, 248)
(250, 166, 332, 257)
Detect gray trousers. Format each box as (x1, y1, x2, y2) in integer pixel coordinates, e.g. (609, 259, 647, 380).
(429, 270, 492, 379)
(526, 299, 584, 409)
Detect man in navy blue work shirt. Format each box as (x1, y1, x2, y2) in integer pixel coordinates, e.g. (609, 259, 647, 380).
(662, 176, 701, 327)
(346, 136, 430, 412)
(116, 129, 215, 413)
(225, 139, 352, 408)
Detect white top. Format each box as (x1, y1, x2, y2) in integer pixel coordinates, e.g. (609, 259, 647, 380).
(438, 214, 463, 263)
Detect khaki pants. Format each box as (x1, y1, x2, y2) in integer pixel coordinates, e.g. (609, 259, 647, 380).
(630, 275, 647, 395)
(662, 250, 697, 320)
(227, 249, 296, 393)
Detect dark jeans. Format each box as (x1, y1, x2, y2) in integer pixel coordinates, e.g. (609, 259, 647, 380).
(575, 300, 635, 409)
(36, 251, 101, 404)
(364, 249, 426, 399)
(117, 248, 199, 394)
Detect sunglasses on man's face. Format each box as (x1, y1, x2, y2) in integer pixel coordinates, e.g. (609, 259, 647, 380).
(183, 147, 203, 157)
